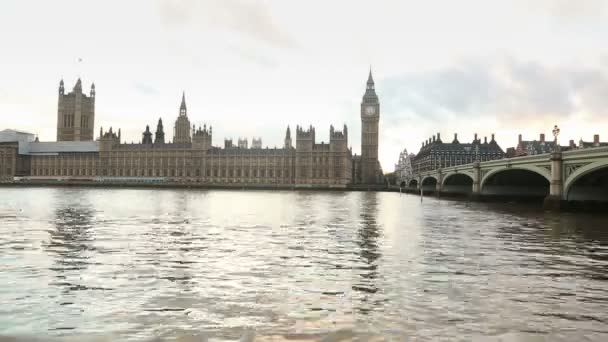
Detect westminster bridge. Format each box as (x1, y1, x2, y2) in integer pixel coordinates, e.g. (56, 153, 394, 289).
(399, 146, 608, 208)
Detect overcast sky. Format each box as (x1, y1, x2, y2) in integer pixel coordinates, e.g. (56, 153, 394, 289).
(1, 0, 608, 170)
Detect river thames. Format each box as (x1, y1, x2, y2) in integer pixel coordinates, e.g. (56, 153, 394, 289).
(0, 188, 606, 341)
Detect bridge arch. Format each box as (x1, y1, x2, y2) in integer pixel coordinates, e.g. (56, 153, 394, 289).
(442, 172, 474, 186)
(442, 172, 474, 194)
(421, 175, 437, 185)
(564, 160, 608, 201)
(480, 166, 550, 198)
(421, 176, 437, 193)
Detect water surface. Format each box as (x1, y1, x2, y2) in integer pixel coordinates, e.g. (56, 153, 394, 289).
(0, 188, 607, 341)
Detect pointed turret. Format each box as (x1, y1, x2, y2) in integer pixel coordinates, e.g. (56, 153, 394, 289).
(155, 118, 165, 144)
(180, 91, 187, 116)
(59, 79, 65, 95)
(284, 125, 292, 149)
(90, 83, 96, 97)
(362, 68, 378, 103)
(74, 78, 82, 93)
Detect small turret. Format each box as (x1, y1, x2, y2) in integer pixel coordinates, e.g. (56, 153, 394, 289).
(74, 78, 82, 93)
(90, 83, 95, 97)
(284, 125, 292, 149)
(155, 118, 165, 144)
(142, 125, 153, 144)
(59, 79, 65, 95)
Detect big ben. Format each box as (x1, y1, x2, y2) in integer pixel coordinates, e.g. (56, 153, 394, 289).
(361, 69, 380, 184)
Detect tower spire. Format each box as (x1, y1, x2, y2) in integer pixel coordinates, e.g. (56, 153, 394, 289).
(367, 66, 374, 85)
(180, 91, 187, 115)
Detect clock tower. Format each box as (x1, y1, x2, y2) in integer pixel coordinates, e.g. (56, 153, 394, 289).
(360, 69, 380, 184)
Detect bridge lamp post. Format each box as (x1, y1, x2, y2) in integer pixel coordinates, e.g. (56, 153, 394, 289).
(553, 125, 561, 152)
(545, 124, 564, 210)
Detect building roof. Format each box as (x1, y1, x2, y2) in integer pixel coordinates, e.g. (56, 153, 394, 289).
(0, 129, 35, 142)
(0, 129, 36, 154)
(115, 142, 193, 150)
(207, 146, 294, 155)
(415, 141, 504, 159)
(27, 141, 99, 154)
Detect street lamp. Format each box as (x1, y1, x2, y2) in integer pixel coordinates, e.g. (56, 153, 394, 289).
(552, 125, 561, 152)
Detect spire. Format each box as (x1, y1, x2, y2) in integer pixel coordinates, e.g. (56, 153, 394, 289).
(59, 79, 65, 95)
(362, 67, 378, 103)
(90, 82, 96, 97)
(286, 125, 291, 139)
(180, 91, 187, 115)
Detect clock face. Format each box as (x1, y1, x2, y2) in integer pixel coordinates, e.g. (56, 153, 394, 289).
(365, 105, 376, 115)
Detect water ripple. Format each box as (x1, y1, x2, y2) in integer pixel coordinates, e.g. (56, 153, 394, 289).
(0, 189, 606, 341)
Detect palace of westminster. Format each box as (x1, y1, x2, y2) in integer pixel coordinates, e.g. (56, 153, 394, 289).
(0, 72, 384, 187)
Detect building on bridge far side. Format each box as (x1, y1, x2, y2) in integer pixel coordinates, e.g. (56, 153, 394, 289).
(510, 133, 608, 157)
(410, 133, 505, 173)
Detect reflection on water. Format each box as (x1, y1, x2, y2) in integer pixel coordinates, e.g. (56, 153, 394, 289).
(0, 188, 607, 341)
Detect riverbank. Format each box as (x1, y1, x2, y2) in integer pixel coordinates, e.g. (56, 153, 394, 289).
(0, 180, 394, 192)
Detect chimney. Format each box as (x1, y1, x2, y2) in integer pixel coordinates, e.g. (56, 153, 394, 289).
(491, 133, 495, 142)
(569, 140, 576, 149)
(540, 133, 545, 143)
(474, 133, 478, 142)
(594, 134, 600, 145)
(432, 135, 436, 143)
(484, 136, 488, 144)
(518, 134, 522, 144)
(437, 132, 441, 141)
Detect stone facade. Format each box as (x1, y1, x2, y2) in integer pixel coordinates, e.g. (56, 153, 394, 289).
(2, 73, 383, 187)
(57, 79, 95, 141)
(360, 70, 382, 184)
(0, 142, 18, 180)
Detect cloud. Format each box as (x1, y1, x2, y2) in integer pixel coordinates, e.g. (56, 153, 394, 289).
(157, 0, 293, 48)
(532, 0, 608, 22)
(380, 58, 608, 128)
(133, 83, 160, 96)
(226, 45, 278, 68)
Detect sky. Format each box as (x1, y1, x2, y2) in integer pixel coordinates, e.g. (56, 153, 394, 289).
(1, 0, 608, 171)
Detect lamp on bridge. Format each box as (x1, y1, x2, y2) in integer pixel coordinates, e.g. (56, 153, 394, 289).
(552, 125, 561, 152)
